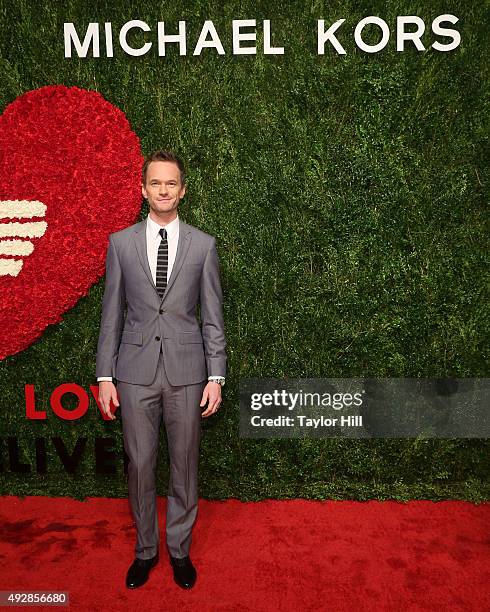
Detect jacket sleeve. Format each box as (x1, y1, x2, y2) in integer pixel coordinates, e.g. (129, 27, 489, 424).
(95, 234, 126, 379)
(200, 238, 227, 378)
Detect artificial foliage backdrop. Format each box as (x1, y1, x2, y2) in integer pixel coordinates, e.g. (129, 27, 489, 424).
(0, 0, 488, 500)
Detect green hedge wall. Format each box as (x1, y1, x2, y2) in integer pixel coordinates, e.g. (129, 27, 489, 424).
(0, 0, 488, 501)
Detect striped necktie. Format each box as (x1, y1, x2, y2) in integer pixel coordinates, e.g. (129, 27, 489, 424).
(156, 227, 168, 297)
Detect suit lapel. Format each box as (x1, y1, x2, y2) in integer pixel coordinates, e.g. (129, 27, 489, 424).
(133, 216, 192, 304)
(133, 218, 156, 292)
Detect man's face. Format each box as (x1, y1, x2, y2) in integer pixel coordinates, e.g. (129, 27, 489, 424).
(141, 160, 186, 216)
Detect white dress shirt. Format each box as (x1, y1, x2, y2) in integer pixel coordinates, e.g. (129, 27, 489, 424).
(97, 214, 224, 385)
(146, 213, 179, 285)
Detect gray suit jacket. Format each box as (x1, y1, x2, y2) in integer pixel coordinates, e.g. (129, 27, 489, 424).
(95, 217, 226, 386)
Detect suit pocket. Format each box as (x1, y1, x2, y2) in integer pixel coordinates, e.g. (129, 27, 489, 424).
(184, 256, 202, 266)
(121, 330, 143, 345)
(179, 331, 203, 344)
(182, 262, 202, 273)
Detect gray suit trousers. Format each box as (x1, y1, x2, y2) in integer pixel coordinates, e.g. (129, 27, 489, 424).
(117, 346, 205, 560)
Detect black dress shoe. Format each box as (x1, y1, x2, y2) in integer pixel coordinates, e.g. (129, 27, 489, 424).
(126, 553, 159, 589)
(169, 555, 197, 589)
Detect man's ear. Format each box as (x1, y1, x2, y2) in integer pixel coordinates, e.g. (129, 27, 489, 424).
(141, 183, 147, 199)
(181, 184, 186, 197)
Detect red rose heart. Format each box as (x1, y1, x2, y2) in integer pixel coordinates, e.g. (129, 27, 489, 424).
(0, 85, 143, 360)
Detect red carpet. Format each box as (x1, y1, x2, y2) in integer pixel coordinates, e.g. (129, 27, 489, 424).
(0, 496, 488, 611)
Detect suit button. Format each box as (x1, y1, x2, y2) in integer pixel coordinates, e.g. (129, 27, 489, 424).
(159, 308, 165, 314)
(155, 336, 160, 341)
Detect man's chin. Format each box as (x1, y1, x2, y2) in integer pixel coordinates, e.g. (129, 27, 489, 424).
(150, 205, 178, 218)
(152, 203, 174, 212)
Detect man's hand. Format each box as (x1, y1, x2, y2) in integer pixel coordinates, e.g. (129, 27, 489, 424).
(200, 381, 222, 417)
(98, 380, 119, 420)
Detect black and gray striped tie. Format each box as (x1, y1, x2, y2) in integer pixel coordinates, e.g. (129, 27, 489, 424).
(156, 227, 168, 297)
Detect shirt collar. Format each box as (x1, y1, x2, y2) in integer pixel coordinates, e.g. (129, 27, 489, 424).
(146, 214, 179, 241)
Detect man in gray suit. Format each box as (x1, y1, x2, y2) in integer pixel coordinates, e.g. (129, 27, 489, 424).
(96, 150, 226, 590)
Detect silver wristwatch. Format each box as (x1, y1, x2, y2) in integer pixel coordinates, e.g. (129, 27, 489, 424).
(212, 377, 226, 387)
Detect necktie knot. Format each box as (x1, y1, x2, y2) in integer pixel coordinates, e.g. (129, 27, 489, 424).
(159, 227, 167, 240)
